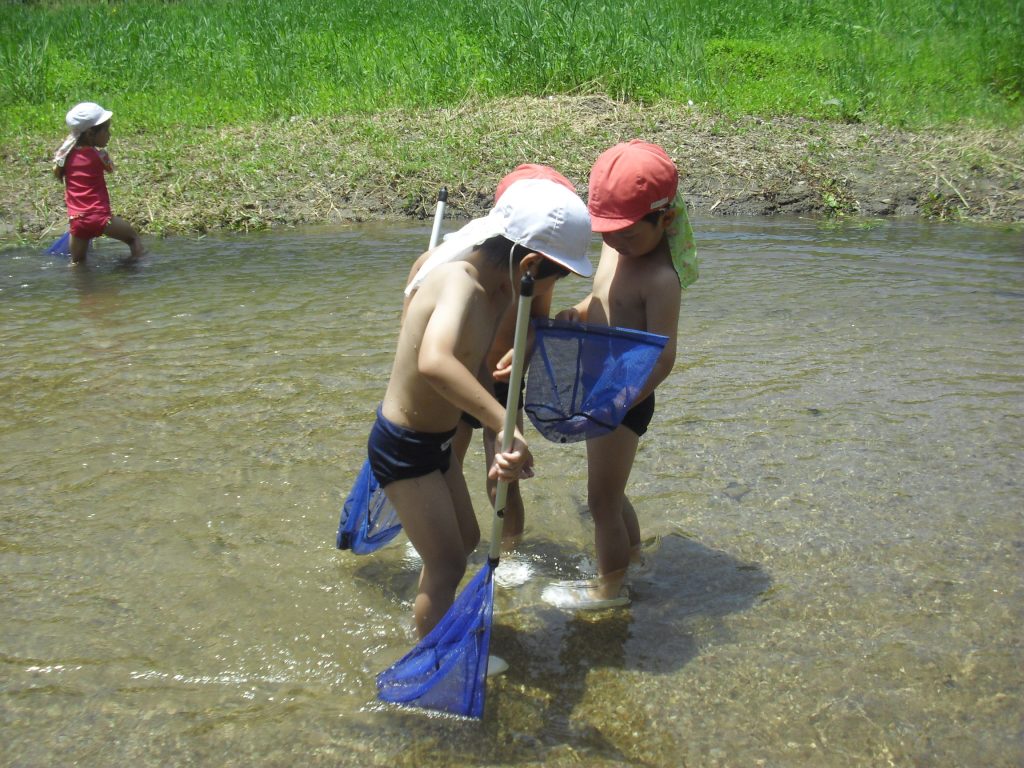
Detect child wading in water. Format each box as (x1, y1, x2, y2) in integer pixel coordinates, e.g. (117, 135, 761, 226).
(546, 140, 698, 609)
(52, 102, 144, 264)
(404, 164, 579, 547)
(369, 178, 593, 643)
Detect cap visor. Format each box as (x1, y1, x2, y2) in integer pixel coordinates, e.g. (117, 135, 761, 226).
(542, 253, 593, 278)
(588, 213, 639, 233)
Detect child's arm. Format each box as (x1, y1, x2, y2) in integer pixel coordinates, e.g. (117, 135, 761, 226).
(491, 280, 555, 382)
(418, 285, 534, 479)
(97, 149, 114, 172)
(420, 325, 505, 433)
(633, 279, 681, 403)
(421, 346, 531, 481)
(554, 293, 592, 323)
(416, 279, 522, 435)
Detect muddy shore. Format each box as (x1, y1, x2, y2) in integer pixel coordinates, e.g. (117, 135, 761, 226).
(1, 96, 1021, 245)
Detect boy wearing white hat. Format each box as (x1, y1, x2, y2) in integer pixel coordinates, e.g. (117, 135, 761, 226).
(370, 178, 593, 639)
(404, 164, 579, 546)
(52, 102, 144, 264)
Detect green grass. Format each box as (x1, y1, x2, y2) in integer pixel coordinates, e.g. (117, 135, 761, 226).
(1, 0, 1021, 142)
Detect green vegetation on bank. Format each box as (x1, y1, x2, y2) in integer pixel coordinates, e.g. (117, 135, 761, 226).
(1, 0, 1022, 142)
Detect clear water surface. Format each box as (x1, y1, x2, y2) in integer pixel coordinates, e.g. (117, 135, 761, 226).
(1, 217, 1021, 767)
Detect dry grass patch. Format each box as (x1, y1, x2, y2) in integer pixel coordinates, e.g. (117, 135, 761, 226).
(1, 96, 1021, 246)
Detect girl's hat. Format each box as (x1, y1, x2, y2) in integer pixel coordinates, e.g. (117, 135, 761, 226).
(53, 102, 114, 171)
(405, 178, 593, 295)
(495, 164, 575, 202)
(587, 140, 679, 232)
(65, 102, 113, 134)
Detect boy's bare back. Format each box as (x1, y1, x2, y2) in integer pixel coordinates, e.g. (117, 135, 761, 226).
(382, 260, 507, 434)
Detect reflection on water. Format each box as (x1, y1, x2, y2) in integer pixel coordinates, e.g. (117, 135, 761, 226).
(1, 219, 1021, 766)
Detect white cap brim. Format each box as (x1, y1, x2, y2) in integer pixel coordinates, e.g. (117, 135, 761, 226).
(404, 178, 593, 294)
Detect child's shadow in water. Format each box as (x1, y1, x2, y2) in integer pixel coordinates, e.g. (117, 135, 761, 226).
(486, 531, 772, 760)
(343, 530, 770, 765)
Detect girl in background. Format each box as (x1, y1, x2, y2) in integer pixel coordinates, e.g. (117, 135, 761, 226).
(53, 102, 144, 264)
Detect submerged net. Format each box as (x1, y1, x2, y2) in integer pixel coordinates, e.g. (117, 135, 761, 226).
(46, 232, 71, 257)
(525, 319, 668, 443)
(377, 562, 494, 719)
(336, 459, 402, 554)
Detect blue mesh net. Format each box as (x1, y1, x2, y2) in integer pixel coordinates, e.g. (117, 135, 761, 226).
(46, 232, 71, 257)
(376, 562, 494, 719)
(336, 459, 402, 554)
(525, 319, 668, 443)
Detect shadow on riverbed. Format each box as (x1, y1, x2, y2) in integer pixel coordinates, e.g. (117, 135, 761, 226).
(486, 533, 771, 759)
(348, 533, 770, 766)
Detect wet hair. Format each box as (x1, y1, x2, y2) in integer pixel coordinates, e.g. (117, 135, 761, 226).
(478, 235, 570, 279)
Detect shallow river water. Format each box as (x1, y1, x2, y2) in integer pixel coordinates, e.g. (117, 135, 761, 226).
(1, 217, 1021, 767)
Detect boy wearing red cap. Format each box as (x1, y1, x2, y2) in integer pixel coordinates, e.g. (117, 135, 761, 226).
(553, 140, 696, 607)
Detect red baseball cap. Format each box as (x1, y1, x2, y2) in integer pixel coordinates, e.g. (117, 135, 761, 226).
(587, 140, 679, 232)
(496, 163, 575, 202)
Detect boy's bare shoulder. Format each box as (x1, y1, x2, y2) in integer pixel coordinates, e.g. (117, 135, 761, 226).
(636, 252, 681, 296)
(415, 261, 481, 300)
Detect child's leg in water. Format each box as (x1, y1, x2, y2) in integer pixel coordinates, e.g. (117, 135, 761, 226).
(573, 425, 643, 601)
(540, 427, 647, 610)
(69, 235, 90, 264)
(383, 462, 480, 638)
(104, 216, 145, 260)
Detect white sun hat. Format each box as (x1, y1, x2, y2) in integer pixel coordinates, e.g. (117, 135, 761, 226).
(65, 102, 113, 133)
(53, 102, 114, 170)
(405, 178, 593, 295)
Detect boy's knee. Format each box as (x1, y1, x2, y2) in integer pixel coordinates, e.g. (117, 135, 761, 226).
(587, 490, 623, 518)
(423, 553, 467, 590)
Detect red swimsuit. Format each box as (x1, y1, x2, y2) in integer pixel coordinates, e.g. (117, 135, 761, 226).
(64, 147, 112, 239)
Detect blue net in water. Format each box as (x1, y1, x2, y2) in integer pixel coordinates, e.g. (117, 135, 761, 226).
(525, 319, 668, 443)
(46, 232, 71, 257)
(336, 459, 402, 554)
(377, 562, 494, 719)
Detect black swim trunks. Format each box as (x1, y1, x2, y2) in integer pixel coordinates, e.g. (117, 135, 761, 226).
(367, 407, 457, 488)
(460, 411, 483, 429)
(620, 393, 655, 437)
(459, 378, 526, 429)
(494, 377, 526, 409)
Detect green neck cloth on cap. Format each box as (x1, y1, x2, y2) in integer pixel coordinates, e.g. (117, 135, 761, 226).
(667, 192, 698, 288)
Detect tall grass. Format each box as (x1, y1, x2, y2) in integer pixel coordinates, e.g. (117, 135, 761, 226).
(1, 0, 1021, 141)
